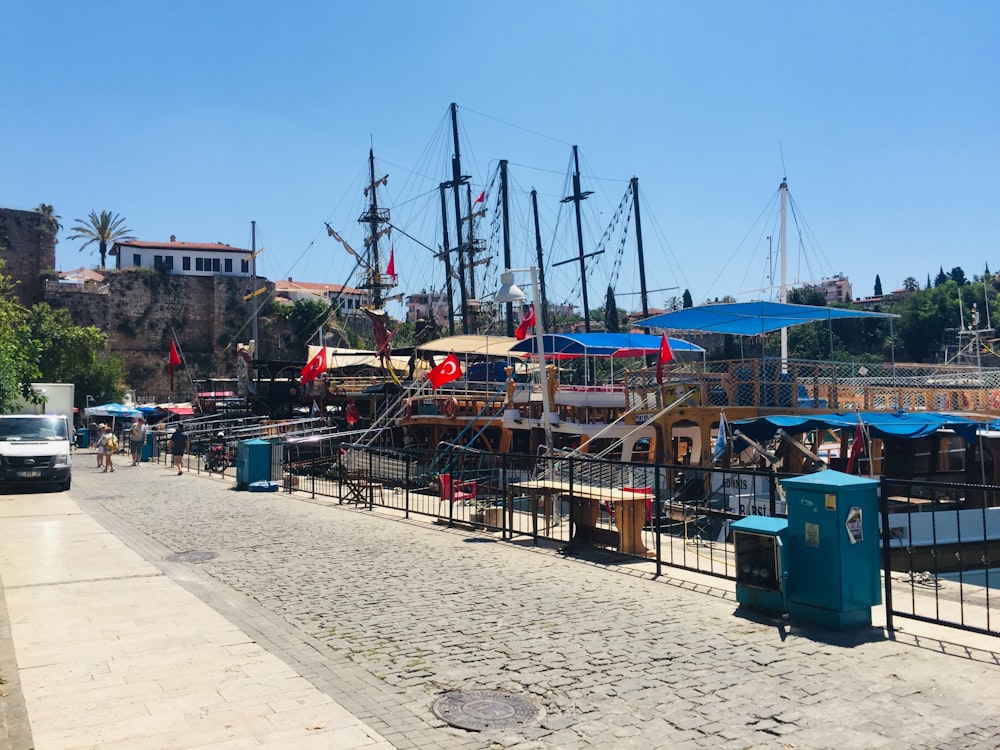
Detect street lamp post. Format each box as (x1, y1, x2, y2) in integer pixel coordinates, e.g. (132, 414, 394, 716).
(496, 267, 553, 457)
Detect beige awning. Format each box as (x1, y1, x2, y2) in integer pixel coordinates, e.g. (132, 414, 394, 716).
(416, 335, 525, 358)
(306, 346, 410, 372)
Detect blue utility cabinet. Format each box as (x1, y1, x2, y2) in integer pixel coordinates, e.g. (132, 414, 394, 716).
(781, 470, 881, 630)
(237, 438, 273, 489)
(731, 515, 789, 615)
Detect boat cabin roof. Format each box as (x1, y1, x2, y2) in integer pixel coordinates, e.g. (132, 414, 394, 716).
(732, 411, 987, 443)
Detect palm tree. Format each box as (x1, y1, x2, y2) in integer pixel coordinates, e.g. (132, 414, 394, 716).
(34, 204, 62, 232)
(67, 210, 135, 269)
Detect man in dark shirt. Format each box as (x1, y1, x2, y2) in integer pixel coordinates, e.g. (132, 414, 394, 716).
(171, 423, 189, 476)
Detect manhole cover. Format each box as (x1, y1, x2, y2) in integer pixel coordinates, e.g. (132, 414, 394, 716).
(166, 550, 217, 563)
(432, 690, 541, 731)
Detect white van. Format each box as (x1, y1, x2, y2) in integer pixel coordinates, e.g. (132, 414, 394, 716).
(0, 414, 73, 491)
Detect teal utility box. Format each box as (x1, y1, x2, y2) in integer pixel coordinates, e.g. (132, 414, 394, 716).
(781, 470, 881, 630)
(141, 432, 154, 462)
(732, 515, 789, 615)
(237, 439, 272, 490)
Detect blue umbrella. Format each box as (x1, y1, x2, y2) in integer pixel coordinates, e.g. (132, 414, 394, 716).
(84, 403, 141, 419)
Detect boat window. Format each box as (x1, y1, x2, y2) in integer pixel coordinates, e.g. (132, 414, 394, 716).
(587, 438, 621, 462)
(935, 433, 965, 473)
(911, 437, 934, 475)
(632, 436, 653, 463)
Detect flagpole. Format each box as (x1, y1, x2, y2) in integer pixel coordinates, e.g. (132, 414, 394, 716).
(170, 326, 198, 398)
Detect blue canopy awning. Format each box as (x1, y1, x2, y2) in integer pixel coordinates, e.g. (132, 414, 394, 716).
(731, 411, 987, 444)
(508, 332, 704, 358)
(639, 301, 896, 336)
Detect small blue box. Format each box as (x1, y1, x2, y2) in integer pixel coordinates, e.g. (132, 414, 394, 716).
(248, 480, 280, 493)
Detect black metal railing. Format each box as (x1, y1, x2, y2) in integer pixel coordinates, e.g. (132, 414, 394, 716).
(880, 476, 1000, 637)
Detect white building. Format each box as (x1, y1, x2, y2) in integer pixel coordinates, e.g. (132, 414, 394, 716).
(111, 236, 253, 277)
(273, 279, 367, 314)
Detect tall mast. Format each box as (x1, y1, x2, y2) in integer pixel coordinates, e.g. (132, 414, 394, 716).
(447, 103, 471, 333)
(358, 148, 393, 310)
(531, 189, 550, 331)
(559, 146, 596, 332)
(439, 185, 456, 336)
(500, 160, 514, 337)
(631, 177, 649, 321)
(779, 178, 789, 366)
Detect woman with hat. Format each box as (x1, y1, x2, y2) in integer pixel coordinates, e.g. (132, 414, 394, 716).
(96, 424, 107, 469)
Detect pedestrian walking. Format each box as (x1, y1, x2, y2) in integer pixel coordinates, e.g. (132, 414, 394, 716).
(129, 417, 147, 466)
(170, 422, 189, 475)
(97, 425, 117, 473)
(96, 423, 107, 469)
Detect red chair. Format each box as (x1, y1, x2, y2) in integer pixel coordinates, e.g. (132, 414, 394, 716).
(624, 486, 654, 524)
(439, 473, 477, 503)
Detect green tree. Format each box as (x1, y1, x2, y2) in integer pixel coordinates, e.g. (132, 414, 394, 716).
(682, 290, 693, 308)
(67, 210, 135, 269)
(24, 303, 127, 409)
(0, 262, 41, 412)
(874, 275, 883, 296)
(271, 298, 333, 352)
(949, 266, 968, 286)
(896, 282, 957, 361)
(34, 203, 62, 232)
(934, 267, 948, 287)
(903, 277, 919, 292)
(787, 286, 826, 306)
(603, 286, 621, 332)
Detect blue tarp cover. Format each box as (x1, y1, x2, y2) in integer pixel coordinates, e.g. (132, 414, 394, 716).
(639, 301, 896, 336)
(731, 411, 986, 443)
(508, 332, 703, 358)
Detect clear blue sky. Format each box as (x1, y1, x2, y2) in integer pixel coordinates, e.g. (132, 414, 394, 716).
(3, 0, 997, 321)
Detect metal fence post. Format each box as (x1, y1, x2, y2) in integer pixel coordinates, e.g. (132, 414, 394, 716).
(879, 476, 895, 635)
(654, 460, 663, 577)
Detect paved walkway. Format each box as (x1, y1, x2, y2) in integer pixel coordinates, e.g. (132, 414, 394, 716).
(3, 454, 1000, 749)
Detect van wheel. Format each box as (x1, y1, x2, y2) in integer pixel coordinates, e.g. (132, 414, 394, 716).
(61, 477, 71, 491)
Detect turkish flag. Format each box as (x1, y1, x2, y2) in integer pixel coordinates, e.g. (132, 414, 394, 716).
(386, 246, 396, 281)
(515, 304, 536, 341)
(428, 353, 462, 389)
(473, 190, 485, 204)
(655, 334, 673, 385)
(168, 339, 181, 391)
(300, 347, 327, 386)
(846, 419, 866, 474)
(346, 398, 360, 426)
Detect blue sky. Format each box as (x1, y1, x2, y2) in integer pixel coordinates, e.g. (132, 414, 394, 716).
(2, 0, 997, 322)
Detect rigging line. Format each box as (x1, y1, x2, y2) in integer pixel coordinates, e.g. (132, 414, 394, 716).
(709, 187, 781, 300)
(460, 105, 573, 147)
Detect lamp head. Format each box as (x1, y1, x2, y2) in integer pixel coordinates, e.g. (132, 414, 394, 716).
(495, 271, 527, 304)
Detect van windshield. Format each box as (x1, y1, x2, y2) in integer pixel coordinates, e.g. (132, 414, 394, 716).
(0, 417, 69, 441)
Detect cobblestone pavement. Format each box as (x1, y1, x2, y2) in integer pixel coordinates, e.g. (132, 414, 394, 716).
(48, 460, 1000, 748)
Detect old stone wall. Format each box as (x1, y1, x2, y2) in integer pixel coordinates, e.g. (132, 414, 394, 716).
(44, 269, 291, 402)
(0, 207, 57, 308)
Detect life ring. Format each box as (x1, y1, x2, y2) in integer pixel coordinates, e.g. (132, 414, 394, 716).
(990, 390, 1000, 410)
(443, 397, 459, 419)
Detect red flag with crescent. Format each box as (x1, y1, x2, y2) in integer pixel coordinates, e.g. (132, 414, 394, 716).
(168, 339, 181, 391)
(428, 353, 462, 389)
(300, 347, 327, 386)
(515, 304, 536, 341)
